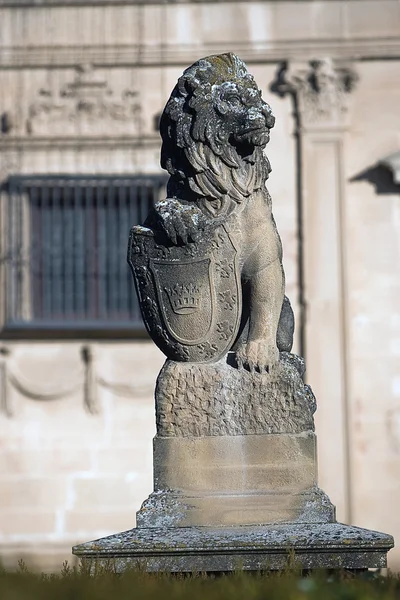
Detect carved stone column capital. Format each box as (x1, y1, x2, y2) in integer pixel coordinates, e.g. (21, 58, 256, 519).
(275, 58, 358, 130)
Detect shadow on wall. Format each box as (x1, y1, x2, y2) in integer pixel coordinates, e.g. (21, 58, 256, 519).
(350, 164, 400, 195)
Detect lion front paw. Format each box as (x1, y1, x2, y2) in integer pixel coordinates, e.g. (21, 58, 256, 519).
(235, 340, 279, 373)
(154, 198, 208, 245)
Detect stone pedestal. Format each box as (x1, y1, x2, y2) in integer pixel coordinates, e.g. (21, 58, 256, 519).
(139, 434, 334, 528)
(73, 54, 393, 573)
(72, 523, 393, 573)
(73, 355, 394, 571)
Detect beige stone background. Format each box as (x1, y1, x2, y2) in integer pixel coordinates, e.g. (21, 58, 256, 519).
(0, 0, 400, 571)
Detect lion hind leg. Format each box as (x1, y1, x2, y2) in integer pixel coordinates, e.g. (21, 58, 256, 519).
(235, 258, 284, 372)
(232, 296, 294, 362)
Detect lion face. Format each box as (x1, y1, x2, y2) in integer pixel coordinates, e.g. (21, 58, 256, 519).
(212, 80, 275, 150)
(160, 53, 275, 205)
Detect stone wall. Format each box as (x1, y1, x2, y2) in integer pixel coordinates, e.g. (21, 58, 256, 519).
(0, 341, 165, 570)
(345, 60, 400, 545)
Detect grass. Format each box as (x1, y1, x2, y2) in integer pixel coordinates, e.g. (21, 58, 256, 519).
(0, 560, 400, 600)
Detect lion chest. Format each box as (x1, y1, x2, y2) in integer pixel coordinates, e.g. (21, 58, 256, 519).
(232, 193, 282, 278)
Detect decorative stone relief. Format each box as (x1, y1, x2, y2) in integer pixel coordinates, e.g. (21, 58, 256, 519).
(275, 58, 358, 128)
(128, 53, 295, 371)
(0, 344, 152, 417)
(26, 64, 142, 137)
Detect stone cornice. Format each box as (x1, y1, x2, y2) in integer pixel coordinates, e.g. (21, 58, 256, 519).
(1, 38, 400, 69)
(0, 135, 161, 150)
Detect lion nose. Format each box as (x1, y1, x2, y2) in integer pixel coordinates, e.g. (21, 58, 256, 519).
(262, 105, 275, 129)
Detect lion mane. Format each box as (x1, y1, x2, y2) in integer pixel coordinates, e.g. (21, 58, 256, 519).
(160, 53, 275, 216)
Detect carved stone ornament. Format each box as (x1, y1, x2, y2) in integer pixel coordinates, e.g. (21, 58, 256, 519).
(276, 58, 358, 128)
(26, 64, 141, 136)
(129, 222, 242, 363)
(128, 53, 294, 370)
(73, 53, 394, 573)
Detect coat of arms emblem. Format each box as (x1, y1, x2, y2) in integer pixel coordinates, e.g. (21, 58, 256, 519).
(128, 225, 241, 363)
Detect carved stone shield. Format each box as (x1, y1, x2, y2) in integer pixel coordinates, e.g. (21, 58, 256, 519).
(128, 224, 241, 363)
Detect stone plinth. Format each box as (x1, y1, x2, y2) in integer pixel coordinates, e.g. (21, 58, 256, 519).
(138, 433, 335, 528)
(134, 355, 331, 529)
(72, 355, 394, 571)
(73, 523, 394, 573)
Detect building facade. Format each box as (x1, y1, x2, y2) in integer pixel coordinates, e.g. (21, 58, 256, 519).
(0, 0, 400, 570)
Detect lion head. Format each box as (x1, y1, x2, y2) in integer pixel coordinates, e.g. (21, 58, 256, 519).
(160, 53, 275, 215)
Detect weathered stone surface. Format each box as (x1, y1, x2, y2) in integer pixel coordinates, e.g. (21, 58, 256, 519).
(72, 522, 394, 573)
(128, 53, 295, 373)
(72, 53, 394, 574)
(136, 486, 335, 529)
(156, 353, 315, 437)
(128, 218, 242, 363)
(153, 433, 317, 494)
(133, 433, 333, 528)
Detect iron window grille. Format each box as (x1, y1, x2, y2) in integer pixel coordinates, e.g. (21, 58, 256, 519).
(1, 175, 166, 336)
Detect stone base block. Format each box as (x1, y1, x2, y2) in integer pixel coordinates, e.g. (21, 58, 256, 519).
(72, 523, 394, 573)
(136, 432, 334, 528)
(136, 487, 335, 528)
(153, 432, 317, 495)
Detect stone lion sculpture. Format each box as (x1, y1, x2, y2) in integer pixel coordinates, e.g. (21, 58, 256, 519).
(129, 53, 294, 372)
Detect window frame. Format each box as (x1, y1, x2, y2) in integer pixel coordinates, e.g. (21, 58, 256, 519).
(0, 173, 167, 340)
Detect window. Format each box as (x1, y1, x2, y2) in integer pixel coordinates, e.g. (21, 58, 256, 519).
(1, 175, 166, 335)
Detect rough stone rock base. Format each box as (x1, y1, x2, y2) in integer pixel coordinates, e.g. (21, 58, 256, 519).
(156, 353, 316, 436)
(72, 523, 394, 573)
